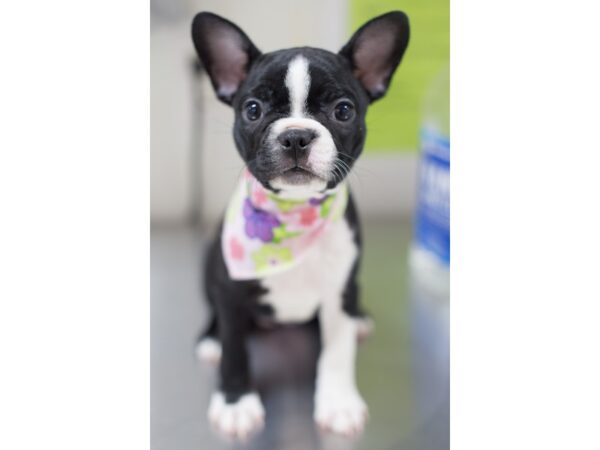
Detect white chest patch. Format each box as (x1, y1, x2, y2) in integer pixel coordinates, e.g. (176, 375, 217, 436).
(260, 218, 358, 323)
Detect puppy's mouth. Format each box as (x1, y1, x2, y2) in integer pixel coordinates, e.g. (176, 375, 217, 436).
(280, 165, 323, 185)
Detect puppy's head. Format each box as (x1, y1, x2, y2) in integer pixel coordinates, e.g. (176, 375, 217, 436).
(192, 12, 409, 196)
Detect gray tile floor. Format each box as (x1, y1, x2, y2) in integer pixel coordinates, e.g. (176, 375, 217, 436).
(151, 221, 448, 450)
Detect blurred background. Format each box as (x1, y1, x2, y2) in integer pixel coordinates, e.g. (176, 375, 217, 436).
(151, 0, 449, 449)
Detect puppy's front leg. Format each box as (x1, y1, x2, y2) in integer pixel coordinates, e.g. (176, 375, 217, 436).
(314, 299, 368, 436)
(208, 300, 265, 439)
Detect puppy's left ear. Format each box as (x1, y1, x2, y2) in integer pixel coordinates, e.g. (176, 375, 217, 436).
(339, 11, 410, 102)
(191, 12, 261, 104)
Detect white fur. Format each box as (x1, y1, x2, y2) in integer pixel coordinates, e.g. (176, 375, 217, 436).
(261, 215, 357, 322)
(208, 392, 265, 439)
(285, 55, 310, 118)
(355, 315, 375, 341)
(269, 174, 328, 199)
(261, 216, 367, 435)
(314, 309, 367, 435)
(267, 55, 337, 193)
(268, 117, 337, 188)
(195, 337, 222, 365)
(314, 379, 368, 435)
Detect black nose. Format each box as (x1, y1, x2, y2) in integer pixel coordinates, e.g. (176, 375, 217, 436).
(277, 129, 316, 158)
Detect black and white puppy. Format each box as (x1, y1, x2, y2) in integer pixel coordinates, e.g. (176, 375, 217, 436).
(191, 11, 409, 438)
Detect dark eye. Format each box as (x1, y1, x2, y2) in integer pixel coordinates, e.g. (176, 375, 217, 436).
(243, 100, 262, 121)
(333, 101, 355, 122)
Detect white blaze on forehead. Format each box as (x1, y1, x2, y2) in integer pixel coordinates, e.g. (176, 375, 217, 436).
(285, 55, 311, 118)
(270, 55, 340, 194)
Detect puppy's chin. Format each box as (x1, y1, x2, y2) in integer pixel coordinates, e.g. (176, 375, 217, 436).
(268, 170, 328, 199)
(279, 167, 322, 185)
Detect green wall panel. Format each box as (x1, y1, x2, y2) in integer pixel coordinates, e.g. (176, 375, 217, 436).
(350, 0, 449, 152)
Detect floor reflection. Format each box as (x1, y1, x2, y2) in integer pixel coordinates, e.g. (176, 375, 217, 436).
(407, 264, 450, 450)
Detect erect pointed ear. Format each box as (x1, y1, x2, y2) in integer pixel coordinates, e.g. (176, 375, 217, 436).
(191, 12, 261, 105)
(339, 11, 410, 102)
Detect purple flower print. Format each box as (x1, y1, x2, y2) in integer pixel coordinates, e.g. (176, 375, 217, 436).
(243, 199, 280, 242)
(309, 195, 329, 206)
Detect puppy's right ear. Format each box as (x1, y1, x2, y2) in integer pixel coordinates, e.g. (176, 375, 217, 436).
(191, 12, 261, 105)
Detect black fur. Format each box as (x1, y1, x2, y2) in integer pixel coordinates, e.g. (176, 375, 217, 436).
(201, 223, 269, 400)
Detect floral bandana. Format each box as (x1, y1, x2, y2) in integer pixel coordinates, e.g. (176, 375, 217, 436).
(222, 170, 348, 280)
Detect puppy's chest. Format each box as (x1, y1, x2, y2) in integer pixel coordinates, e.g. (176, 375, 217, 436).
(258, 218, 358, 323)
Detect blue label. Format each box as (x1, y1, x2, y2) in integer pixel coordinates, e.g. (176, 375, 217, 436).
(414, 128, 450, 265)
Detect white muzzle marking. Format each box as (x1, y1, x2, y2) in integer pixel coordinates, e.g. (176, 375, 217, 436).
(268, 55, 337, 195)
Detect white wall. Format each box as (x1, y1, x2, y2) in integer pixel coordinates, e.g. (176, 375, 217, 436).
(151, 21, 195, 223)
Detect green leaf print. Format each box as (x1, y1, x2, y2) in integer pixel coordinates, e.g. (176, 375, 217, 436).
(252, 244, 293, 272)
(320, 195, 335, 218)
(271, 224, 302, 244)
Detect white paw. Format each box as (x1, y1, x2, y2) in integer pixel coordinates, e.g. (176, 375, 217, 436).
(195, 338, 222, 365)
(355, 316, 374, 342)
(208, 392, 265, 439)
(314, 386, 368, 436)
